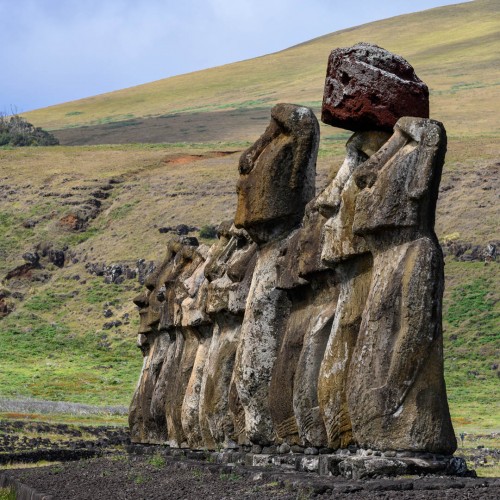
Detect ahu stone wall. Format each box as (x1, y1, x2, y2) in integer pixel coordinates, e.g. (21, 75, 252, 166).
(129, 43, 457, 457)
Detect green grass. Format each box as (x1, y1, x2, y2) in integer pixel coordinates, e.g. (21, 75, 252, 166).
(109, 202, 140, 221)
(446, 278, 496, 328)
(62, 227, 102, 246)
(443, 260, 500, 433)
(0, 302, 141, 406)
(0, 488, 15, 500)
(24, 291, 72, 312)
(84, 279, 123, 305)
(219, 472, 241, 481)
(148, 454, 166, 468)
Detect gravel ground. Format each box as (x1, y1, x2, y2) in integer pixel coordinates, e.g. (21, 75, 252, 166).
(4, 453, 500, 500)
(1, 420, 498, 499)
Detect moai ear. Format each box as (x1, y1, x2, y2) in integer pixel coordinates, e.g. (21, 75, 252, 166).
(394, 118, 446, 201)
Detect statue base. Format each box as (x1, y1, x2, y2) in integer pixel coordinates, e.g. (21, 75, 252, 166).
(126, 444, 475, 479)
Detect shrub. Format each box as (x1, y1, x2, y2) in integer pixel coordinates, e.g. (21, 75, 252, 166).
(148, 454, 166, 468)
(0, 487, 16, 500)
(199, 224, 217, 239)
(0, 113, 59, 147)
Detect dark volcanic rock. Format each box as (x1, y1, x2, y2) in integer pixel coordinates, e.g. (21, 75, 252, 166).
(321, 42, 429, 132)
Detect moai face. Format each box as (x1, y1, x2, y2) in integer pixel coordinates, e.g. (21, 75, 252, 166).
(158, 243, 201, 333)
(133, 241, 180, 340)
(352, 117, 446, 237)
(234, 103, 319, 245)
(205, 224, 255, 315)
(317, 131, 390, 265)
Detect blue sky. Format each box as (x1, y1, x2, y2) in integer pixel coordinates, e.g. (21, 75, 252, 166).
(1, 0, 469, 113)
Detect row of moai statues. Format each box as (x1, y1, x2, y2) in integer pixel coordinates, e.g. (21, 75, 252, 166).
(129, 43, 457, 455)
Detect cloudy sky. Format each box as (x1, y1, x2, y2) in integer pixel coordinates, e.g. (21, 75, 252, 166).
(2, 0, 469, 113)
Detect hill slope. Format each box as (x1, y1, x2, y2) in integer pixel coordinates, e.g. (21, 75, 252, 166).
(25, 0, 500, 142)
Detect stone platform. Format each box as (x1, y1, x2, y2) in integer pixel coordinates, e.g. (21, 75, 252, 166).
(128, 444, 474, 480)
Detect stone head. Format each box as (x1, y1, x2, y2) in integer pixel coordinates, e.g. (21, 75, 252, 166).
(317, 131, 390, 265)
(352, 117, 446, 238)
(205, 224, 256, 315)
(133, 239, 183, 345)
(158, 241, 202, 333)
(234, 103, 319, 244)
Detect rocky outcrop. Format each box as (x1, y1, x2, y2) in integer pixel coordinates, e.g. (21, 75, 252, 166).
(129, 45, 458, 462)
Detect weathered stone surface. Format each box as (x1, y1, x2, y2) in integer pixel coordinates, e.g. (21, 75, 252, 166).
(234, 103, 319, 244)
(234, 242, 291, 445)
(129, 49, 459, 466)
(321, 43, 429, 132)
(316, 132, 383, 450)
(129, 241, 182, 444)
(181, 254, 213, 449)
(128, 332, 170, 444)
(338, 456, 409, 480)
(232, 104, 320, 446)
(163, 249, 207, 448)
(199, 227, 256, 449)
(348, 117, 456, 455)
(270, 213, 337, 447)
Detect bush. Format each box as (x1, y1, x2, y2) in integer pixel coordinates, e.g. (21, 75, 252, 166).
(0, 113, 59, 147)
(199, 224, 217, 239)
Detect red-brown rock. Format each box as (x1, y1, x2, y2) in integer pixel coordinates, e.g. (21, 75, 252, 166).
(321, 42, 429, 132)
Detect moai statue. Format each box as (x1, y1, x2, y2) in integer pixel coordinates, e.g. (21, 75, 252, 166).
(198, 223, 257, 449)
(179, 244, 213, 449)
(315, 131, 388, 449)
(147, 240, 208, 448)
(348, 117, 457, 454)
(269, 201, 338, 447)
(316, 41, 429, 450)
(233, 103, 319, 445)
(129, 241, 181, 444)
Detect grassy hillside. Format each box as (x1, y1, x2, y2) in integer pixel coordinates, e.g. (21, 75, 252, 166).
(1, 137, 498, 433)
(1, 0, 498, 438)
(24, 0, 500, 141)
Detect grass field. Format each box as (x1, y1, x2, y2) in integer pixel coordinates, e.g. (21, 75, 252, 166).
(0, 137, 498, 435)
